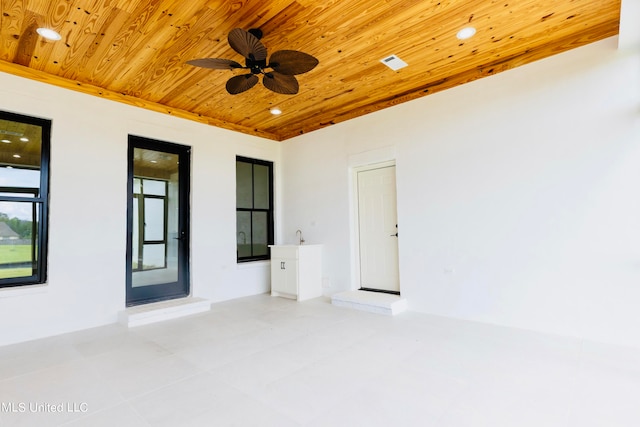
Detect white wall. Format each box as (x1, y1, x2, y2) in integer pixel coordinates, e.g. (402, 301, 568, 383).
(281, 36, 640, 348)
(0, 73, 281, 346)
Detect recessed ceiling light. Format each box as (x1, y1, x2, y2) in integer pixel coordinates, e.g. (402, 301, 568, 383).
(13, 154, 21, 158)
(270, 108, 282, 115)
(20, 137, 29, 142)
(456, 26, 477, 40)
(36, 28, 62, 41)
(1, 139, 11, 143)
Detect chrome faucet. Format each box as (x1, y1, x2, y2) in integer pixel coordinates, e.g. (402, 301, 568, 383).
(296, 229, 305, 245)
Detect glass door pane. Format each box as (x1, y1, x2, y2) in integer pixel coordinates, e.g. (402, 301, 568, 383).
(132, 151, 177, 287)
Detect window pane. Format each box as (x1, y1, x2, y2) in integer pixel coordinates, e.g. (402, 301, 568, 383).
(0, 201, 37, 280)
(0, 167, 40, 197)
(0, 120, 42, 171)
(144, 197, 165, 241)
(133, 178, 142, 195)
(253, 164, 269, 209)
(237, 211, 251, 258)
(236, 161, 253, 209)
(143, 179, 166, 196)
(252, 211, 268, 256)
(141, 244, 166, 270)
(133, 148, 178, 181)
(132, 198, 140, 269)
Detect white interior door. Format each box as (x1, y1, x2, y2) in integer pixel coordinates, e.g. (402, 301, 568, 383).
(357, 165, 399, 293)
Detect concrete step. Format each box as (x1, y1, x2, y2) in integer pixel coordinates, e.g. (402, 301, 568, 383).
(331, 290, 407, 315)
(118, 297, 211, 327)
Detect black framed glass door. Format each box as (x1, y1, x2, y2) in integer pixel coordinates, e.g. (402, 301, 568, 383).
(126, 136, 190, 306)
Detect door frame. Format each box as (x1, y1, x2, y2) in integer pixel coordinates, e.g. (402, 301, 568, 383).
(349, 160, 399, 294)
(126, 135, 191, 307)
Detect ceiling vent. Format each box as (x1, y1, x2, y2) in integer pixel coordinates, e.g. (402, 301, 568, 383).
(380, 54, 408, 71)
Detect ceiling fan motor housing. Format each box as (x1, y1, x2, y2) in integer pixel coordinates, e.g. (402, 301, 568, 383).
(247, 58, 268, 73)
(248, 28, 263, 39)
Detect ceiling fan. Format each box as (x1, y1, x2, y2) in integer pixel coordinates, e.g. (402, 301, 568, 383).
(187, 28, 319, 95)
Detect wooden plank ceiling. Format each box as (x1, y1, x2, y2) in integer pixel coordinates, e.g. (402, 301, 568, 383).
(0, 0, 621, 141)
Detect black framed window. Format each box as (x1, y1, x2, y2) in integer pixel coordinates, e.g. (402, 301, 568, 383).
(132, 177, 169, 271)
(0, 111, 50, 288)
(236, 156, 273, 262)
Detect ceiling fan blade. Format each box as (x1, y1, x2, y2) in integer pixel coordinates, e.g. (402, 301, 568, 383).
(268, 50, 319, 75)
(263, 72, 299, 95)
(226, 74, 259, 95)
(186, 58, 243, 70)
(228, 28, 267, 61)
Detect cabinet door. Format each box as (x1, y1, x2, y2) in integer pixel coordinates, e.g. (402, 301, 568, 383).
(273, 258, 298, 296)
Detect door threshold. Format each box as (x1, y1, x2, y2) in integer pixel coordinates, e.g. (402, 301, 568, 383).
(332, 290, 407, 315)
(359, 287, 400, 296)
(118, 297, 211, 327)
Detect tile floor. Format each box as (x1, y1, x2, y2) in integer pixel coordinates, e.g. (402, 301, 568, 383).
(1, 294, 639, 426)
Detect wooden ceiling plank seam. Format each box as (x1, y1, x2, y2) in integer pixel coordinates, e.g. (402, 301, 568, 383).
(117, 0, 226, 97)
(127, 6, 241, 102)
(14, 9, 40, 67)
(277, 2, 394, 53)
(85, 0, 187, 83)
(223, 0, 298, 37)
(52, 2, 117, 78)
(299, 0, 460, 51)
(19, 0, 43, 15)
(76, 7, 131, 83)
(45, 0, 129, 80)
(92, 0, 181, 91)
(36, 0, 90, 74)
(257, 0, 312, 47)
(101, 4, 235, 91)
(0, 0, 25, 61)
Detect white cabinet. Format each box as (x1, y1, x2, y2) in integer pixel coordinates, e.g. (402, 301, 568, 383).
(270, 245, 322, 301)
